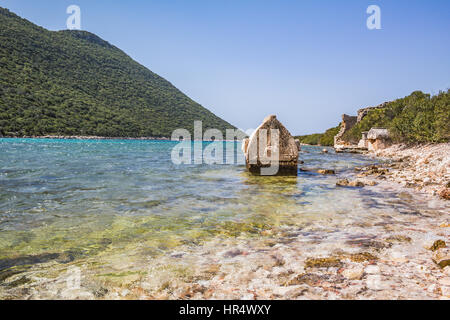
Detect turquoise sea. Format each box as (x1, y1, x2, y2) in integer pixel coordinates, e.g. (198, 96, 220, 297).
(0, 138, 448, 299)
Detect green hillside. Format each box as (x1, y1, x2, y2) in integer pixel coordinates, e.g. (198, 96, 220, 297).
(295, 125, 340, 146)
(0, 7, 237, 138)
(342, 90, 450, 144)
(297, 90, 449, 146)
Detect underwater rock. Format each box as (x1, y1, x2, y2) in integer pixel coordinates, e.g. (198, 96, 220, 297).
(432, 248, 450, 268)
(5, 276, 31, 288)
(336, 179, 350, 186)
(364, 265, 380, 275)
(341, 266, 364, 280)
(0, 253, 60, 272)
(348, 181, 365, 187)
(357, 166, 389, 177)
(305, 257, 343, 269)
(0, 268, 27, 284)
(348, 252, 378, 263)
(438, 187, 450, 200)
(285, 273, 325, 286)
(242, 115, 299, 176)
(317, 169, 335, 175)
(430, 240, 446, 252)
(223, 249, 244, 258)
(439, 277, 450, 286)
(346, 239, 391, 251)
(385, 235, 412, 244)
(336, 179, 365, 187)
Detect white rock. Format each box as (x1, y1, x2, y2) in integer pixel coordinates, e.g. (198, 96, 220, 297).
(389, 251, 409, 263)
(241, 293, 255, 300)
(342, 267, 364, 280)
(272, 285, 302, 296)
(365, 265, 380, 275)
(441, 286, 450, 298)
(433, 248, 450, 268)
(439, 277, 450, 286)
(427, 284, 436, 294)
(366, 275, 383, 290)
(443, 266, 450, 276)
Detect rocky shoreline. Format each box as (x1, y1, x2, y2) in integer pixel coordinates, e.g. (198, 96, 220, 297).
(0, 135, 246, 142)
(365, 143, 450, 200)
(0, 142, 448, 300)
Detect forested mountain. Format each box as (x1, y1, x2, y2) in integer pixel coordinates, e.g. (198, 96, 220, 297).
(296, 90, 450, 146)
(0, 7, 237, 137)
(341, 90, 449, 144)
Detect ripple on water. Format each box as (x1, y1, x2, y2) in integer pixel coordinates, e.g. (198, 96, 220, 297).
(0, 140, 448, 299)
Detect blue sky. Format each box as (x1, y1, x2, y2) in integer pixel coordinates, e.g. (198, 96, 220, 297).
(2, 0, 450, 135)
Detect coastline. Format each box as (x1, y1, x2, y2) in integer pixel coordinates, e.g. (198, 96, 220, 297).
(0, 135, 245, 142)
(0, 140, 449, 300)
(363, 143, 450, 200)
(0, 135, 172, 141)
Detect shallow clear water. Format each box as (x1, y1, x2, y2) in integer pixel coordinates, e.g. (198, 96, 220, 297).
(0, 138, 448, 299)
(0, 139, 373, 257)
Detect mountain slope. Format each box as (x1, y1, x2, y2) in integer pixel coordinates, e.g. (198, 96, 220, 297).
(0, 7, 236, 137)
(296, 90, 449, 146)
(341, 90, 450, 144)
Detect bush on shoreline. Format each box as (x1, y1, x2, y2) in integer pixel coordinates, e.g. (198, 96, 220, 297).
(298, 90, 449, 146)
(343, 90, 450, 144)
(295, 125, 340, 146)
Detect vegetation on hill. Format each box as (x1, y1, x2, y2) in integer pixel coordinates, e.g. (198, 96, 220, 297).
(295, 125, 340, 146)
(295, 133, 322, 145)
(0, 7, 237, 138)
(297, 90, 449, 146)
(342, 90, 450, 144)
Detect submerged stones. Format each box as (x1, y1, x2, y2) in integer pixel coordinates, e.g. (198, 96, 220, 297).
(384, 235, 412, 244)
(336, 179, 364, 187)
(336, 177, 378, 187)
(305, 257, 343, 269)
(430, 240, 449, 268)
(285, 273, 326, 286)
(317, 169, 335, 175)
(341, 266, 364, 280)
(347, 252, 378, 263)
(430, 240, 447, 252)
(432, 248, 450, 268)
(438, 187, 450, 200)
(346, 239, 391, 251)
(242, 115, 299, 176)
(356, 165, 389, 177)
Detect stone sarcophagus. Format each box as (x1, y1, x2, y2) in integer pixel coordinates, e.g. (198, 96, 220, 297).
(241, 115, 299, 176)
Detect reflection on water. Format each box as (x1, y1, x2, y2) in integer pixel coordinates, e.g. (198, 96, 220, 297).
(0, 139, 448, 299)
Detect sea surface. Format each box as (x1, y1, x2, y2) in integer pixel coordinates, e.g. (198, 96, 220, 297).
(0, 138, 448, 299)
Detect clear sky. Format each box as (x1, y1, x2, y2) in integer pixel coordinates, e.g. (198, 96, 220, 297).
(2, 0, 450, 135)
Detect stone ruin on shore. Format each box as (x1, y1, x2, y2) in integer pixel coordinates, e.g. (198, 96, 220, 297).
(242, 115, 299, 176)
(334, 102, 392, 152)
